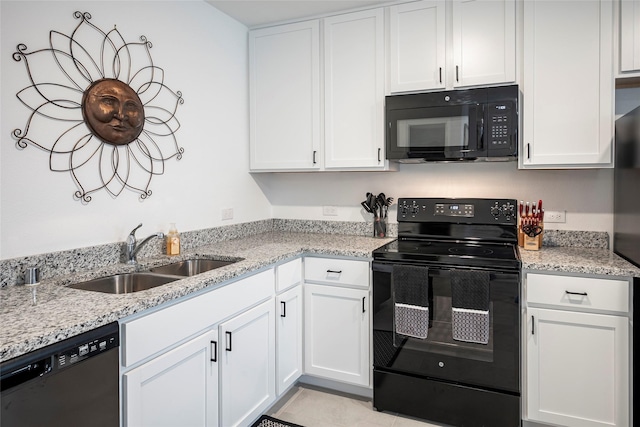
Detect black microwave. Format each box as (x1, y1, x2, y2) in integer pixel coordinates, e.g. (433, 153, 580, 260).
(385, 85, 519, 162)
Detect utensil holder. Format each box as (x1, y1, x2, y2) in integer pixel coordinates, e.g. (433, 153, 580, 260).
(374, 217, 387, 238)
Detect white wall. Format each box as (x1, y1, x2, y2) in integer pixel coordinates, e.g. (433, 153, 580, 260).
(256, 163, 614, 232)
(0, 1, 272, 259)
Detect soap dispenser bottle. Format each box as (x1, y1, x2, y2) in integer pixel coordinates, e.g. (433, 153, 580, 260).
(166, 223, 180, 256)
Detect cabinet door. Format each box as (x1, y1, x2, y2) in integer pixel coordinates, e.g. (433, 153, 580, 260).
(526, 308, 629, 427)
(389, 1, 446, 92)
(124, 329, 219, 427)
(304, 283, 370, 386)
(276, 285, 303, 395)
(452, 0, 516, 88)
(522, 0, 614, 168)
(249, 21, 321, 171)
(219, 299, 276, 427)
(323, 9, 385, 169)
(620, 0, 640, 73)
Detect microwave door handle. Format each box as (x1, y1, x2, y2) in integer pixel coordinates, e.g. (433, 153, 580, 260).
(477, 117, 484, 149)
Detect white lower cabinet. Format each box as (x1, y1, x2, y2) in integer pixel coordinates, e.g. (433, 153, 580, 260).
(121, 269, 275, 427)
(219, 299, 276, 427)
(304, 283, 370, 386)
(124, 329, 219, 427)
(276, 284, 303, 395)
(524, 273, 631, 427)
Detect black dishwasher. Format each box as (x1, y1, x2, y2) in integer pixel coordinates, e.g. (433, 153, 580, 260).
(1, 321, 120, 427)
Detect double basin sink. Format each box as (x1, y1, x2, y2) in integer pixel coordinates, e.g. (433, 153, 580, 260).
(68, 258, 239, 294)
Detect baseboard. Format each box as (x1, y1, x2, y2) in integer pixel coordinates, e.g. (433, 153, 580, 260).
(296, 375, 373, 399)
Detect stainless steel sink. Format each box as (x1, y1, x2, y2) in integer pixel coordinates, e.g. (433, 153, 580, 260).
(149, 258, 238, 276)
(68, 272, 180, 294)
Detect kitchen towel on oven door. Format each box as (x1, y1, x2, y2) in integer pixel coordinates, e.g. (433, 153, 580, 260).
(450, 270, 490, 344)
(392, 265, 429, 339)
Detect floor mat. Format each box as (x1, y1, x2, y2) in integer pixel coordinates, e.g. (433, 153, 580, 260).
(251, 414, 304, 427)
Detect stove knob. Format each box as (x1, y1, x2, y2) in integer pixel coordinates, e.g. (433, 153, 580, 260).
(399, 202, 409, 217)
(503, 203, 515, 220)
(491, 205, 502, 218)
(410, 202, 420, 216)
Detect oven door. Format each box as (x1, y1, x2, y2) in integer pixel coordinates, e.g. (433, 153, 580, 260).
(386, 104, 485, 161)
(372, 261, 520, 393)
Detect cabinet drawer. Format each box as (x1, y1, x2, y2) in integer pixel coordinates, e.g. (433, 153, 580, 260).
(276, 258, 302, 293)
(304, 257, 369, 288)
(526, 273, 629, 313)
(122, 268, 274, 367)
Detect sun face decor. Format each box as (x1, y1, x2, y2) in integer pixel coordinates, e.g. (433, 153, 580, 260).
(11, 11, 184, 203)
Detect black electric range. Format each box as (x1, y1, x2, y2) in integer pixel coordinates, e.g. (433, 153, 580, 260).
(372, 198, 522, 427)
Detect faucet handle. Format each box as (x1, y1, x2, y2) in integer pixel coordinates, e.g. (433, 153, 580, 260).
(129, 223, 143, 238)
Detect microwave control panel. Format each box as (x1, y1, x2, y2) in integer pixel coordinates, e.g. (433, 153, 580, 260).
(486, 101, 517, 156)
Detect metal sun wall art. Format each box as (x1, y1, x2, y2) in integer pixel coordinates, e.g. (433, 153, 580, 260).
(12, 11, 184, 203)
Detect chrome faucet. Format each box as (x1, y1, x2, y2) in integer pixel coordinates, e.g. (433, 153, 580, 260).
(126, 223, 164, 265)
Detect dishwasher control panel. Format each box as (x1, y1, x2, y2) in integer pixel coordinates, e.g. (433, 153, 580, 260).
(56, 331, 119, 370)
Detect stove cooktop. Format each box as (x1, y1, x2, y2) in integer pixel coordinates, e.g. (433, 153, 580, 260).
(373, 239, 521, 270)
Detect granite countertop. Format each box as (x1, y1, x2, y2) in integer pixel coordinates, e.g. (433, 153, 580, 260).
(2, 231, 639, 363)
(0, 232, 392, 362)
(520, 246, 640, 277)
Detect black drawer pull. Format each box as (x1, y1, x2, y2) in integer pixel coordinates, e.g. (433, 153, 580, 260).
(327, 269, 342, 274)
(362, 296, 366, 313)
(210, 340, 217, 362)
(531, 315, 535, 335)
(281, 301, 286, 318)
(225, 331, 232, 352)
(565, 290, 588, 296)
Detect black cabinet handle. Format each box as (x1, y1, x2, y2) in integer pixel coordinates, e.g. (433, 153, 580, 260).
(362, 296, 366, 313)
(439, 67, 442, 83)
(455, 65, 459, 82)
(327, 269, 342, 274)
(312, 151, 317, 164)
(378, 148, 381, 163)
(225, 331, 232, 352)
(565, 290, 588, 296)
(527, 143, 531, 159)
(210, 340, 217, 362)
(281, 301, 286, 318)
(531, 315, 535, 335)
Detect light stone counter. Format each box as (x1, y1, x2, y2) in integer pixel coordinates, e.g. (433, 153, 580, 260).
(2, 229, 639, 363)
(0, 232, 392, 362)
(520, 246, 640, 277)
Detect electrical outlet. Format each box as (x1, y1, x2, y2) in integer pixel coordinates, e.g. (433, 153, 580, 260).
(323, 206, 338, 216)
(545, 210, 566, 223)
(221, 208, 233, 221)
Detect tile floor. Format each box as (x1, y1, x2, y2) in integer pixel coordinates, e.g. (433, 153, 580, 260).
(268, 385, 444, 427)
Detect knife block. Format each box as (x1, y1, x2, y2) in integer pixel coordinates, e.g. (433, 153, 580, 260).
(523, 225, 543, 251)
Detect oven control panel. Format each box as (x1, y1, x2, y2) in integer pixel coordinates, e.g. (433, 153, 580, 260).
(398, 198, 517, 225)
(434, 203, 474, 217)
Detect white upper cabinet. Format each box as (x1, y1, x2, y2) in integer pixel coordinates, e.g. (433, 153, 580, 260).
(619, 0, 640, 75)
(390, 1, 446, 92)
(452, 0, 516, 88)
(323, 9, 386, 169)
(249, 11, 390, 172)
(389, 0, 515, 93)
(249, 21, 321, 171)
(324, 9, 385, 168)
(521, 0, 614, 168)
